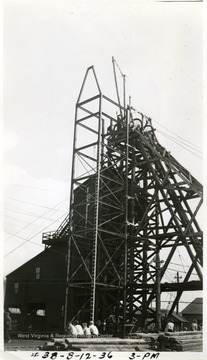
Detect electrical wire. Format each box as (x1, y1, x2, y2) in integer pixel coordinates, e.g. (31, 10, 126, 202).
(126, 97, 202, 153)
(161, 300, 202, 305)
(4, 221, 25, 229)
(178, 250, 187, 275)
(4, 212, 68, 257)
(163, 270, 174, 283)
(4, 230, 80, 261)
(153, 118, 202, 150)
(4, 213, 66, 244)
(4, 206, 67, 218)
(159, 131, 202, 154)
(170, 261, 189, 267)
(5, 231, 45, 249)
(4, 213, 59, 224)
(5, 182, 69, 194)
(157, 129, 202, 154)
(4, 196, 69, 211)
(168, 268, 198, 277)
(126, 95, 202, 159)
(157, 130, 203, 159)
(4, 198, 69, 243)
(117, 68, 202, 162)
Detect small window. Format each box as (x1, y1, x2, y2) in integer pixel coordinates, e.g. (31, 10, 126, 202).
(14, 282, 19, 294)
(35, 267, 40, 279)
(36, 309, 45, 316)
(8, 307, 21, 314)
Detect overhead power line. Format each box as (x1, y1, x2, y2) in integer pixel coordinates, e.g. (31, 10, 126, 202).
(4, 213, 58, 224)
(4, 230, 85, 263)
(157, 130, 203, 159)
(157, 129, 202, 154)
(6, 182, 69, 195)
(4, 197, 69, 243)
(153, 118, 202, 151)
(4, 196, 69, 211)
(4, 206, 66, 219)
(4, 212, 67, 257)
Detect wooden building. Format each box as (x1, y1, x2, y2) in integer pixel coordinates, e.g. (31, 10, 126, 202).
(181, 298, 203, 329)
(4, 240, 68, 332)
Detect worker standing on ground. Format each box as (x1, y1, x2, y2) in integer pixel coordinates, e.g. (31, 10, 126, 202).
(89, 321, 99, 337)
(191, 319, 198, 331)
(165, 319, 174, 332)
(4, 311, 12, 343)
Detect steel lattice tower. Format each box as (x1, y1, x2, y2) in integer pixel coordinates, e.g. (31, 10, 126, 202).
(44, 67, 203, 335)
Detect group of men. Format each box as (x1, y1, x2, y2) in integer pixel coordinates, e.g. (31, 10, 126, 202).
(165, 318, 200, 332)
(66, 320, 99, 337)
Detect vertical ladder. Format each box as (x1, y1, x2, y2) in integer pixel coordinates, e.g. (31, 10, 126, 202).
(90, 177, 99, 321)
(90, 118, 102, 322)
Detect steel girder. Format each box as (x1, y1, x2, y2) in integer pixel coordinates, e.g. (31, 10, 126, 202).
(43, 67, 203, 334)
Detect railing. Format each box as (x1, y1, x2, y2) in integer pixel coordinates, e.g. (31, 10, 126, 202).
(42, 214, 70, 243)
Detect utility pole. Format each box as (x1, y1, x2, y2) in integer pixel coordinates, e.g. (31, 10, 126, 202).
(123, 106, 129, 338)
(155, 252, 162, 332)
(155, 195, 163, 333)
(175, 272, 182, 314)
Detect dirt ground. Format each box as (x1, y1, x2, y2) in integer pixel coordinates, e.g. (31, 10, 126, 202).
(4, 339, 47, 351)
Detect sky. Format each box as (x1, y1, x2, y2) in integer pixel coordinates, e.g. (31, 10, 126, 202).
(2, 0, 204, 312)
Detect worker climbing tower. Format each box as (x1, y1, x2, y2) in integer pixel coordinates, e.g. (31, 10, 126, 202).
(43, 66, 203, 336)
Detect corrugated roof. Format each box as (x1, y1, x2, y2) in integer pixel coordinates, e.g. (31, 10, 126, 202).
(181, 298, 203, 315)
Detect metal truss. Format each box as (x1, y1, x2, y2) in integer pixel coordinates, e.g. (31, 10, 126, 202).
(43, 67, 203, 335)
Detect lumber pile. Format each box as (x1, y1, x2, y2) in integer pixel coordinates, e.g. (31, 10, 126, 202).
(158, 331, 203, 352)
(38, 336, 150, 352)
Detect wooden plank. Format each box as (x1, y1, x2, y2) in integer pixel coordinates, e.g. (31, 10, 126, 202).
(165, 331, 202, 336)
(176, 343, 203, 352)
(65, 337, 147, 345)
(77, 345, 141, 351)
(175, 339, 203, 345)
(168, 334, 202, 341)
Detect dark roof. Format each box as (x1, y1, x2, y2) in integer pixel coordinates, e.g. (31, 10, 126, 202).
(181, 298, 203, 315)
(6, 249, 46, 277)
(171, 313, 188, 323)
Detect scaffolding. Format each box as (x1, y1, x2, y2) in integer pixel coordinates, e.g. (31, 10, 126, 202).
(43, 66, 203, 336)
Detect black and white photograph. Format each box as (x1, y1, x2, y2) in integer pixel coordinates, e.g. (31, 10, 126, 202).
(1, 0, 205, 359)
